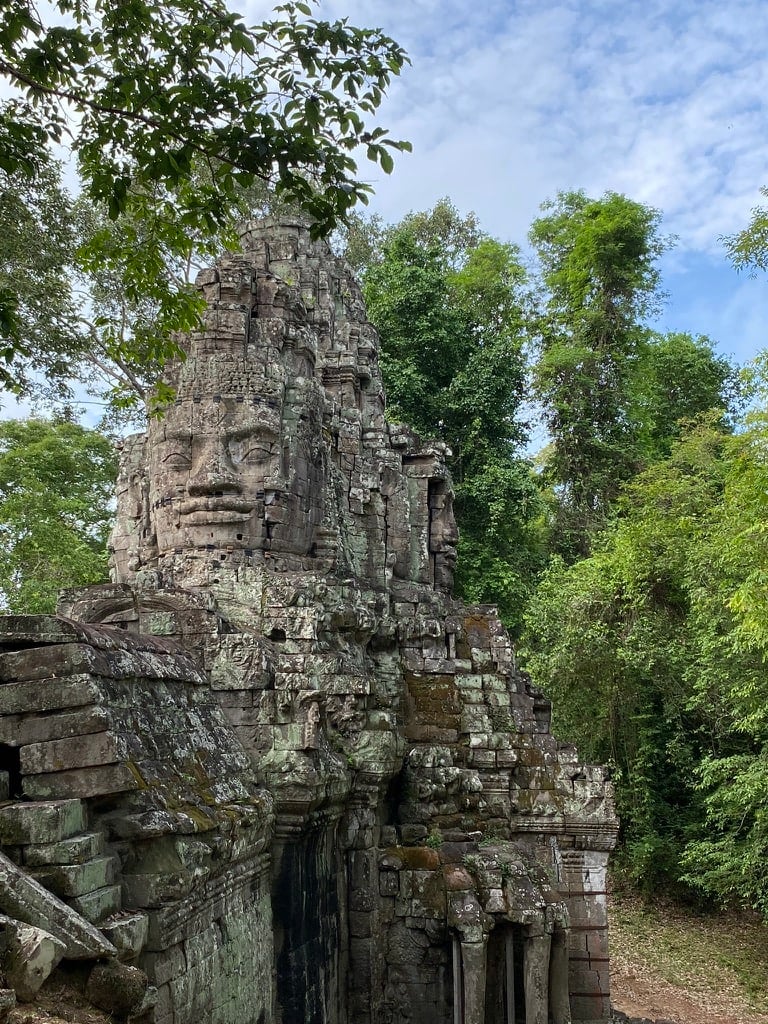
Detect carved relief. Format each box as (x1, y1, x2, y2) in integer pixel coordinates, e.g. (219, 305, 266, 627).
(13, 219, 618, 1024)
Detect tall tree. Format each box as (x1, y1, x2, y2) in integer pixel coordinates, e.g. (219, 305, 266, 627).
(360, 202, 543, 630)
(0, 419, 117, 613)
(631, 331, 742, 462)
(529, 190, 667, 557)
(521, 416, 735, 892)
(0, 0, 409, 395)
(0, 144, 84, 400)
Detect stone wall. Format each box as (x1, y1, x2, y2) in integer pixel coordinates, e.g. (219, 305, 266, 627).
(0, 219, 618, 1024)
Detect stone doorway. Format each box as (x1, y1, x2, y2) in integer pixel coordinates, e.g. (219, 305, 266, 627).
(484, 925, 525, 1024)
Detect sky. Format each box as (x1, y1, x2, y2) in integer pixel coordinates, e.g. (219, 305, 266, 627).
(4, 0, 767, 424)
(243, 0, 768, 366)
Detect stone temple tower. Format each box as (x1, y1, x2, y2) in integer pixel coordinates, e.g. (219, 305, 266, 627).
(0, 219, 617, 1024)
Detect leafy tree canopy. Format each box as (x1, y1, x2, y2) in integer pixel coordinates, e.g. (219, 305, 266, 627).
(0, 418, 117, 613)
(0, 0, 409, 396)
(520, 416, 735, 892)
(358, 200, 544, 630)
(0, 152, 83, 398)
(631, 331, 743, 462)
(529, 190, 669, 555)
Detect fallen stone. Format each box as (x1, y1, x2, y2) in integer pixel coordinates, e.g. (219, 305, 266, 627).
(85, 962, 149, 1018)
(0, 988, 15, 1019)
(1, 916, 66, 1001)
(0, 851, 116, 959)
(100, 912, 150, 959)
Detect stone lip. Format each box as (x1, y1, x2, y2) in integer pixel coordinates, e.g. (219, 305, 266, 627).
(0, 615, 189, 659)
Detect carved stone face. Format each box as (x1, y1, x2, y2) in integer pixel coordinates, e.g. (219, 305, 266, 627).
(146, 357, 324, 558)
(429, 485, 459, 593)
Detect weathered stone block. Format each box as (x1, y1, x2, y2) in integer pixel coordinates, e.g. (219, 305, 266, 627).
(23, 831, 105, 867)
(399, 825, 427, 844)
(443, 864, 474, 890)
(22, 763, 139, 800)
(31, 855, 117, 898)
(67, 883, 121, 924)
(142, 943, 187, 986)
(2, 916, 65, 1001)
(100, 911, 150, 960)
(0, 707, 110, 749)
(410, 870, 445, 919)
(379, 871, 399, 896)
(0, 645, 109, 685)
(0, 799, 86, 845)
(122, 871, 197, 910)
(20, 731, 124, 775)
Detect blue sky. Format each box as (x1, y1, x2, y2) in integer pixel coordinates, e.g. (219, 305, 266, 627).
(5, 0, 765, 424)
(263, 0, 768, 366)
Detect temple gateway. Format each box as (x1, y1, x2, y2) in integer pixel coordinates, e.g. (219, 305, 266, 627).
(0, 220, 617, 1023)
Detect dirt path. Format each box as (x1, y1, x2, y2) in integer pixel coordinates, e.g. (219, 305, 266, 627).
(612, 960, 768, 1024)
(609, 895, 768, 1024)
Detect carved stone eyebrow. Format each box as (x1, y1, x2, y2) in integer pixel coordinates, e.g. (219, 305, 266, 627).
(226, 421, 280, 442)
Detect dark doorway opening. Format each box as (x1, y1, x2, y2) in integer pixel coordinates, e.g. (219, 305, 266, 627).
(0, 744, 22, 798)
(485, 925, 526, 1024)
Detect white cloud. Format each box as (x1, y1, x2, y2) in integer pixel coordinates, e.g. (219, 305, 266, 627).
(269, 0, 768, 261)
(229, 0, 763, 362)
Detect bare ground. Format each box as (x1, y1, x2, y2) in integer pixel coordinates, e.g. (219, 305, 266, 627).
(610, 894, 768, 1024)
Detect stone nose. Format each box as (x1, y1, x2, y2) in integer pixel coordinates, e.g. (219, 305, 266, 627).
(186, 439, 242, 496)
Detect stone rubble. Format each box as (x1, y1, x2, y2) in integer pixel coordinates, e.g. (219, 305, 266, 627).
(0, 219, 618, 1023)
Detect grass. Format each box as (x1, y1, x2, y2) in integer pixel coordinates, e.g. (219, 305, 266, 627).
(609, 889, 768, 1017)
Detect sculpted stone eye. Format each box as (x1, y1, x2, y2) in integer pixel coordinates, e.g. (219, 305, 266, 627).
(230, 440, 273, 465)
(164, 451, 192, 469)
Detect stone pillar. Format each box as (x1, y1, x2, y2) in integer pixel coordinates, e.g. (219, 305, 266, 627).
(452, 935, 463, 1024)
(460, 939, 487, 1024)
(549, 929, 572, 1024)
(561, 847, 613, 1022)
(504, 930, 516, 1024)
(524, 930, 551, 1024)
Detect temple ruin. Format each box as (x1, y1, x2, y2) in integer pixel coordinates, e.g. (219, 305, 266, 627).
(0, 219, 617, 1022)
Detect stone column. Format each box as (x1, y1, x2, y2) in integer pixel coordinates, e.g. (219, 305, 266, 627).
(460, 939, 487, 1024)
(549, 929, 572, 1024)
(504, 930, 516, 1024)
(561, 846, 614, 1022)
(452, 935, 463, 1024)
(524, 930, 551, 1024)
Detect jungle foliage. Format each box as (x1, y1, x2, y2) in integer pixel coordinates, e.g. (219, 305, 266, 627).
(0, 0, 409, 397)
(0, 418, 117, 613)
(356, 200, 546, 630)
